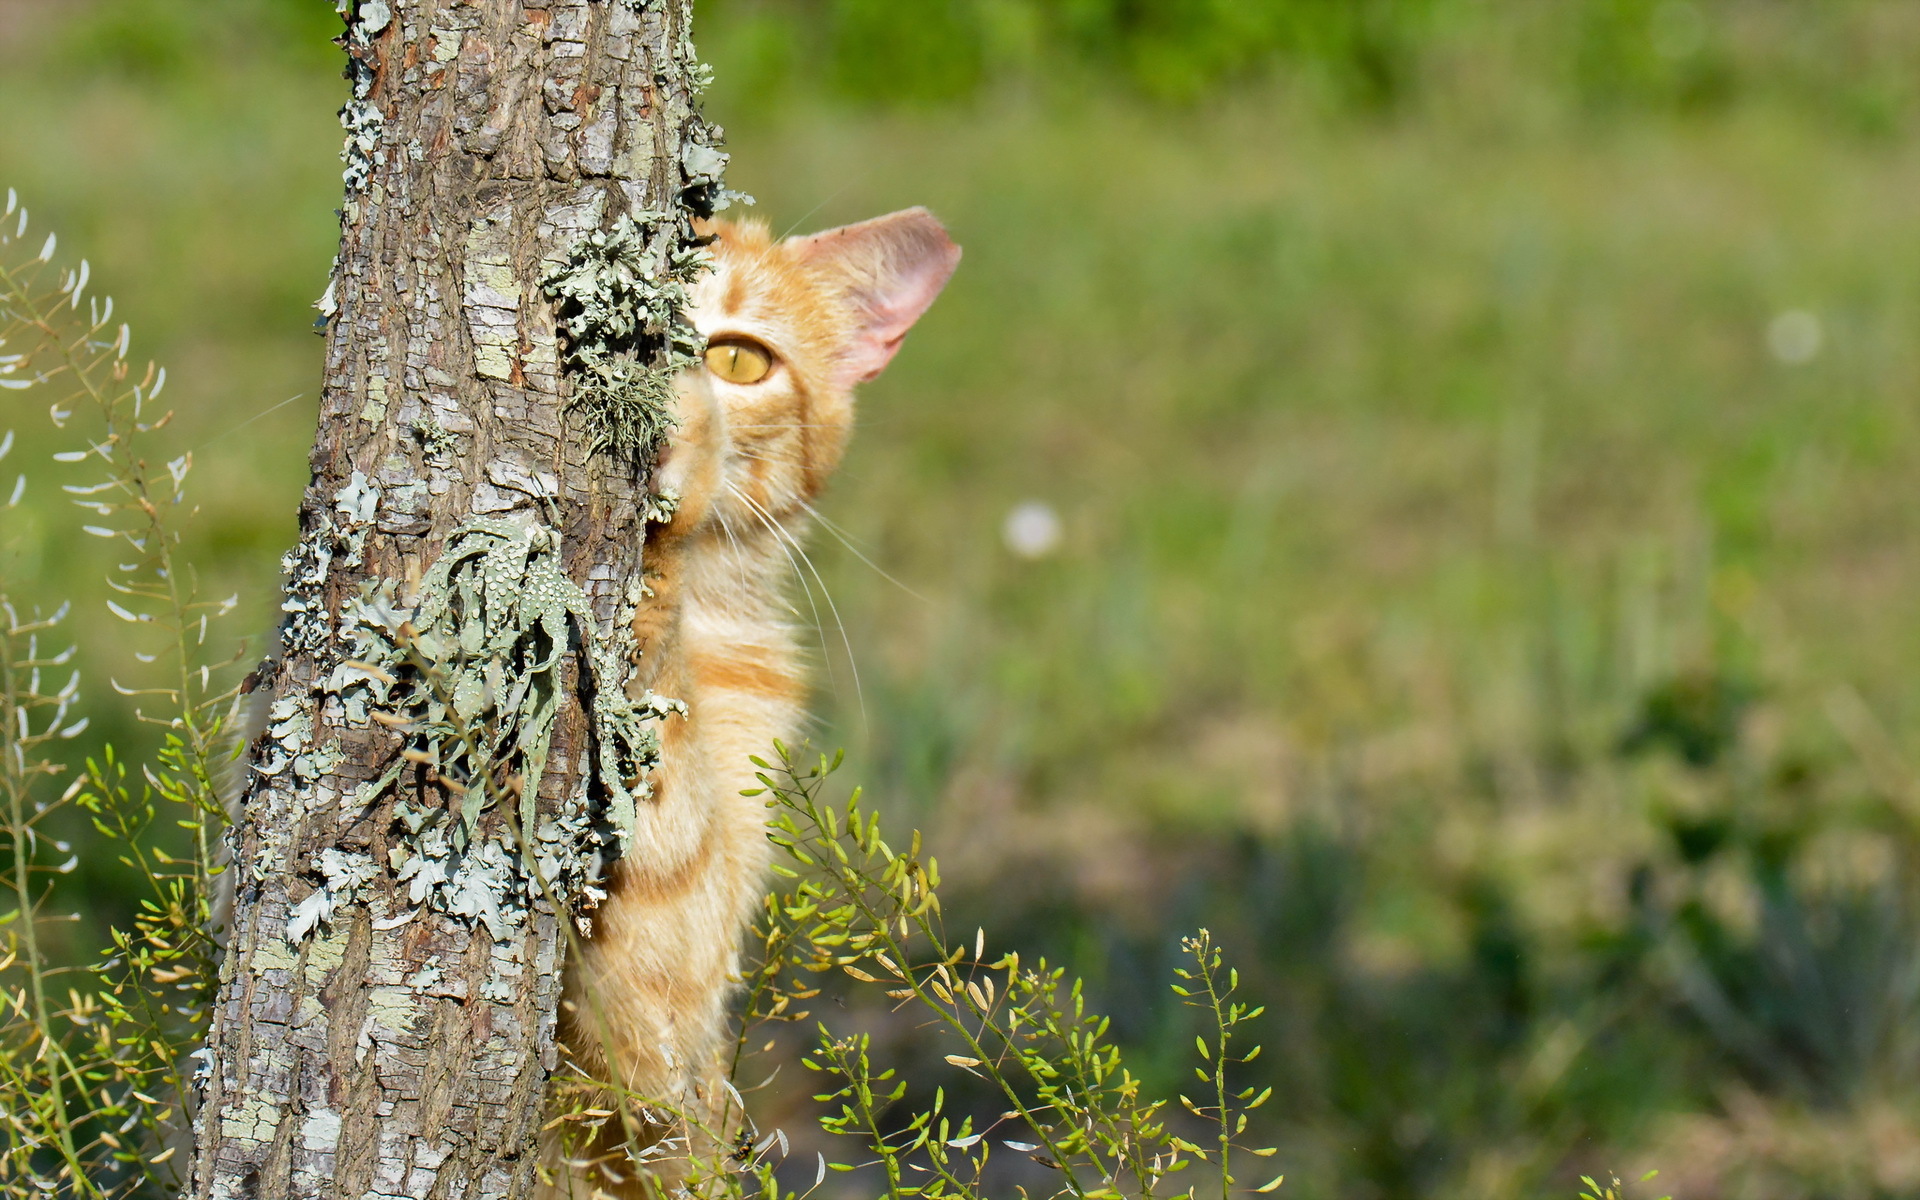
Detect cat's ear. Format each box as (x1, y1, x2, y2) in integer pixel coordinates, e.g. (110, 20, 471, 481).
(790, 207, 961, 389)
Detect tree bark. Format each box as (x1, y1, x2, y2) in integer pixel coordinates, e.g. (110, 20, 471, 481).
(188, 2, 720, 1195)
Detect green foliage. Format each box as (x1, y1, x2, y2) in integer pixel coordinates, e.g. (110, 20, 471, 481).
(701, 0, 1920, 125)
(1171, 932, 1281, 1198)
(704, 0, 1445, 107)
(1578, 1170, 1670, 1200)
(0, 196, 235, 1196)
(1619, 669, 1755, 767)
(46, 0, 338, 85)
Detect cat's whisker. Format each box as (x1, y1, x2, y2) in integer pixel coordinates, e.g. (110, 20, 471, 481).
(730, 483, 866, 730)
(799, 500, 931, 605)
(726, 482, 840, 693)
(778, 183, 855, 240)
(713, 508, 764, 615)
(723, 446, 809, 469)
(726, 423, 849, 432)
(191, 392, 307, 453)
(719, 505, 798, 619)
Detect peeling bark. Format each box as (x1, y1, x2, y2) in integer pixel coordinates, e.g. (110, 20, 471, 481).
(188, 2, 717, 1195)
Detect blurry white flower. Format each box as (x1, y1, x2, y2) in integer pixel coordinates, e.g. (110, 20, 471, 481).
(1767, 309, 1822, 365)
(1002, 501, 1062, 560)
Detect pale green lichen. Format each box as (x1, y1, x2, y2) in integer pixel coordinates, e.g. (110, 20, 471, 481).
(333, 469, 379, 566)
(323, 514, 676, 935)
(360, 370, 389, 423)
(542, 212, 704, 470)
(415, 413, 457, 459)
(220, 1092, 285, 1143)
(304, 922, 349, 973)
(279, 516, 338, 657)
(643, 487, 681, 526)
(286, 847, 379, 941)
(336, 2, 388, 194)
(247, 938, 300, 973)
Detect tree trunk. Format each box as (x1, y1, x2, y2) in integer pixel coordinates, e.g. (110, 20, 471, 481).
(188, 2, 722, 1195)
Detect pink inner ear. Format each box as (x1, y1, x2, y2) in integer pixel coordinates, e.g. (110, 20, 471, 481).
(791, 208, 962, 390)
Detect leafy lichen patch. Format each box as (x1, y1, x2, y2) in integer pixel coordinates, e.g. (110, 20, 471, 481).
(316, 514, 675, 937)
(286, 848, 379, 942)
(542, 211, 704, 470)
(337, 1, 388, 196)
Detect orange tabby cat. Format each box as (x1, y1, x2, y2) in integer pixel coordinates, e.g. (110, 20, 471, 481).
(543, 208, 960, 1195)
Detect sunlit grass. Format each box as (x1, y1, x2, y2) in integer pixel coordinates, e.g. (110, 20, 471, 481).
(4, 3, 1920, 1195)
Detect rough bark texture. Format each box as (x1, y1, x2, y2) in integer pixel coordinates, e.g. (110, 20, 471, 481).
(189, 2, 715, 1195)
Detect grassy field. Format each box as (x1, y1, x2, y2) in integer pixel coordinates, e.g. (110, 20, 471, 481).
(5, 2, 1920, 1196)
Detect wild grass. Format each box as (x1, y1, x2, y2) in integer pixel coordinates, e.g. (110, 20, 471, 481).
(0, 189, 238, 1198)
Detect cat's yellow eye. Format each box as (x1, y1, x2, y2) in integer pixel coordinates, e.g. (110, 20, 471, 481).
(704, 338, 774, 385)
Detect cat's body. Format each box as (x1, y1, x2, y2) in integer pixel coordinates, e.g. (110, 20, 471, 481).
(544, 210, 959, 1196)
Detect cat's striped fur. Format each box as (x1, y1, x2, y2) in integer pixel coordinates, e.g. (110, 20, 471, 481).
(544, 209, 960, 1196)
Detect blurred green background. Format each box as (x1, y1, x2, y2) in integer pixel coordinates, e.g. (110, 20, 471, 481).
(6, 1, 1920, 1196)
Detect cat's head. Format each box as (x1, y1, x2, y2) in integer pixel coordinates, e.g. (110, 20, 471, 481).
(658, 208, 960, 533)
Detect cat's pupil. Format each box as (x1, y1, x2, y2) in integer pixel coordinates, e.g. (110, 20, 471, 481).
(705, 338, 772, 385)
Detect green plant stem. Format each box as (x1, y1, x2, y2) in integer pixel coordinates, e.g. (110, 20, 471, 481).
(0, 621, 99, 1196)
(782, 770, 1097, 1200)
(826, 1037, 909, 1197)
(1194, 940, 1234, 1200)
